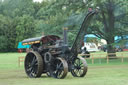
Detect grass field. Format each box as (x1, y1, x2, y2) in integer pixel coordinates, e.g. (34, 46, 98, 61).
(0, 52, 128, 85)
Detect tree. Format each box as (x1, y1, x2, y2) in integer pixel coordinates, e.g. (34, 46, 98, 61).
(61, 0, 128, 56)
(0, 0, 127, 53)
(36, 0, 89, 45)
(15, 15, 36, 48)
(87, 0, 128, 56)
(0, 0, 40, 52)
(0, 14, 17, 51)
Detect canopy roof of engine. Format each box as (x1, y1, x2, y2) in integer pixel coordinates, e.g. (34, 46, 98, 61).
(22, 35, 60, 45)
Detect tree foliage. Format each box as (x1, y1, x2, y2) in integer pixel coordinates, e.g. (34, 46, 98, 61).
(87, 0, 128, 53)
(0, 0, 39, 52)
(0, 0, 127, 52)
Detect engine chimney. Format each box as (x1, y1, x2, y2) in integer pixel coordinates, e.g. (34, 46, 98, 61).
(63, 28, 68, 45)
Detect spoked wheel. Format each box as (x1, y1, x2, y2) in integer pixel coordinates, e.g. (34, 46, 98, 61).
(71, 56, 88, 77)
(24, 51, 43, 78)
(49, 57, 68, 79)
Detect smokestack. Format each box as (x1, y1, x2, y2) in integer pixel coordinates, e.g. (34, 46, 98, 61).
(63, 27, 68, 45)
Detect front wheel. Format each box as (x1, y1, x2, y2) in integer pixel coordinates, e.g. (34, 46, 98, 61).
(49, 57, 68, 79)
(71, 56, 88, 77)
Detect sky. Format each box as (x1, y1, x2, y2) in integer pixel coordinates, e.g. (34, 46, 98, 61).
(33, 0, 43, 3)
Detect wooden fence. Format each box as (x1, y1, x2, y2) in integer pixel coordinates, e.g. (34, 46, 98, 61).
(18, 56, 24, 67)
(79, 52, 128, 64)
(18, 52, 128, 67)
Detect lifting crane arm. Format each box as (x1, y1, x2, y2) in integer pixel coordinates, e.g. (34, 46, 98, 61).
(71, 10, 97, 58)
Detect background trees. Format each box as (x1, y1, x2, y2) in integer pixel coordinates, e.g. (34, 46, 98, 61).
(0, 0, 39, 51)
(87, 0, 128, 53)
(0, 0, 127, 52)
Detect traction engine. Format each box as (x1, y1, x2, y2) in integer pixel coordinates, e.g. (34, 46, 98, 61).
(22, 10, 97, 79)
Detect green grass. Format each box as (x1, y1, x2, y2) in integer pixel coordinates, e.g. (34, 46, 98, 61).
(0, 52, 128, 85)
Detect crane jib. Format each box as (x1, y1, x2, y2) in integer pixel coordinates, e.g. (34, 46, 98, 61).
(71, 10, 97, 57)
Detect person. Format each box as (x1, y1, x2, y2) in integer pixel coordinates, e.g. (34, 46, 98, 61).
(82, 47, 90, 58)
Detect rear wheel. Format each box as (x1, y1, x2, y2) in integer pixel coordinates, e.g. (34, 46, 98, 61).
(24, 51, 43, 78)
(49, 57, 68, 79)
(71, 56, 88, 77)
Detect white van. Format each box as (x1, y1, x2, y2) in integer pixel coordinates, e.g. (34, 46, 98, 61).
(82, 42, 99, 52)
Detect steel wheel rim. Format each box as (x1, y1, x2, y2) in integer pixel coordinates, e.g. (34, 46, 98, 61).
(71, 57, 88, 77)
(49, 57, 68, 79)
(24, 51, 43, 78)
